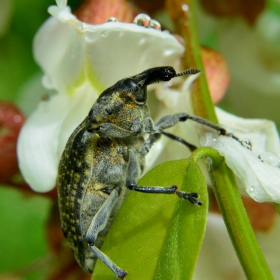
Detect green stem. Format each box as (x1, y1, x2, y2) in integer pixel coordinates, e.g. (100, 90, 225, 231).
(167, 1, 273, 278)
(192, 148, 274, 280)
(166, 0, 217, 121)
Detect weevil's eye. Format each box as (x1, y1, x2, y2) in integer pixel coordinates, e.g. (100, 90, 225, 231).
(162, 67, 176, 81)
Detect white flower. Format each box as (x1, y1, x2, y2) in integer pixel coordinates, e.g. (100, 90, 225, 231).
(17, 0, 185, 192)
(201, 107, 280, 203)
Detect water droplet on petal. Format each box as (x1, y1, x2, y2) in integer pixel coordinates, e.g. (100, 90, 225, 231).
(106, 17, 118, 22)
(241, 138, 253, 150)
(101, 31, 108, 37)
(200, 132, 218, 147)
(249, 186, 255, 193)
(163, 30, 170, 34)
(134, 14, 151, 27)
(149, 19, 161, 30)
(258, 152, 280, 167)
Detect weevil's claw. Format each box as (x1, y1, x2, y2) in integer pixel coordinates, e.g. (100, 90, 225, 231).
(176, 191, 202, 206)
(117, 270, 128, 279)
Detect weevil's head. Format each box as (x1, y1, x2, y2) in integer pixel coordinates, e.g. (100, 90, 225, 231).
(96, 66, 200, 106)
(87, 66, 200, 131)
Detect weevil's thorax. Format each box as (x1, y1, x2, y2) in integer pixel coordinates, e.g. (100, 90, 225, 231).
(89, 83, 152, 134)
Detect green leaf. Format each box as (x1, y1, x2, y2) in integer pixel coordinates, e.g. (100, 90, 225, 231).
(93, 159, 208, 279)
(0, 186, 51, 278)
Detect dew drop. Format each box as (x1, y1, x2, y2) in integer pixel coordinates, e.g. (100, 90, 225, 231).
(134, 14, 151, 27)
(101, 30, 108, 37)
(241, 138, 253, 150)
(106, 17, 118, 22)
(149, 19, 161, 30)
(249, 186, 255, 193)
(258, 152, 280, 167)
(200, 132, 219, 147)
(182, 4, 189, 11)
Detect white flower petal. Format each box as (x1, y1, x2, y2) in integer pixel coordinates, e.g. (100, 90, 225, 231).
(17, 94, 70, 192)
(201, 108, 280, 203)
(56, 0, 67, 9)
(216, 107, 280, 156)
(56, 81, 99, 157)
(34, 3, 184, 95)
(17, 83, 99, 192)
(214, 136, 280, 202)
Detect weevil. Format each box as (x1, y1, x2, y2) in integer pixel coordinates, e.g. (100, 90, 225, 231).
(57, 66, 237, 278)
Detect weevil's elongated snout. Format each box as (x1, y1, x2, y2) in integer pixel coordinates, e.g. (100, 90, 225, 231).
(134, 66, 201, 87)
(135, 66, 176, 86)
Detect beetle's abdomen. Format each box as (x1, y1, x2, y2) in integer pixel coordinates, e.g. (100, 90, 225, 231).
(57, 125, 100, 272)
(57, 126, 130, 273)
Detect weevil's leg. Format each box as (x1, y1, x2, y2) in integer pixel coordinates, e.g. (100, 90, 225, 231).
(90, 246, 127, 279)
(86, 189, 119, 244)
(139, 133, 161, 156)
(127, 148, 201, 206)
(154, 113, 190, 131)
(139, 120, 197, 156)
(92, 122, 142, 137)
(139, 131, 196, 156)
(161, 131, 197, 151)
(128, 184, 202, 206)
(85, 188, 127, 278)
(155, 112, 242, 144)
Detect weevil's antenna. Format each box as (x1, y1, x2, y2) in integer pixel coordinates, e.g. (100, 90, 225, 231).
(175, 68, 201, 77)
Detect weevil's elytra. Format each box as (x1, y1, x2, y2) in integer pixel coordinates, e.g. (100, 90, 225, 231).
(57, 66, 240, 278)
